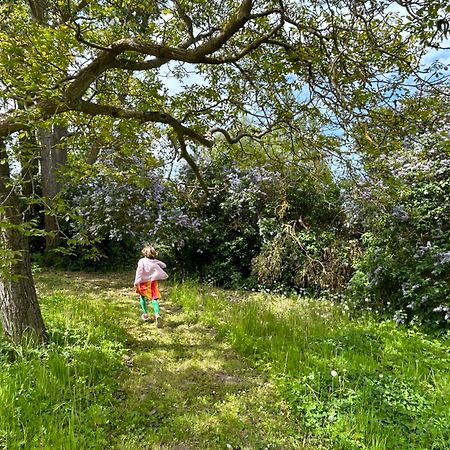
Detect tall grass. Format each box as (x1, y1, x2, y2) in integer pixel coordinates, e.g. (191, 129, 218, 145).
(2, 274, 449, 449)
(171, 281, 450, 450)
(0, 282, 127, 450)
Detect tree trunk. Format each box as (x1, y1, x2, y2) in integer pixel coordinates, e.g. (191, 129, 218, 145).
(0, 139, 47, 343)
(39, 125, 68, 251)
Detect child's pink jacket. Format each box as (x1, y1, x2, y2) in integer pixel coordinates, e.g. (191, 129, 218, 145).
(134, 258, 168, 285)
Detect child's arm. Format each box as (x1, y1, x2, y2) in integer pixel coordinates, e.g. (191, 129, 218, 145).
(134, 260, 143, 286)
(153, 262, 168, 281)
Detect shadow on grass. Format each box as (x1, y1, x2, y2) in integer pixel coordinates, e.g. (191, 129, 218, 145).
(33, 271, 309, 449)
(113, 339, 302, 449)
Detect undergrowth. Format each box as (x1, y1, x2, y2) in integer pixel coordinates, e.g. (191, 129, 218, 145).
(171, 281, 450, 450)
(0, 274, 127, 450)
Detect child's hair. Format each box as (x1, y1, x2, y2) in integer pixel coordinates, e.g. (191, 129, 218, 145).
(141, 245, 157, 259)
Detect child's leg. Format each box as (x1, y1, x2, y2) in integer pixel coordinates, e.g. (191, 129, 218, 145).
(139, 295, 149, 314)
(151, 299, 162, 327)
(150, 281, 162, 327)
(151, 299, 159, 315)
(150, 281, 161, 316)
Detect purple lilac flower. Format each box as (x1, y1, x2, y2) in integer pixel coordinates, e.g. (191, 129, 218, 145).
(433, 305, 450, 313)
(392, 205, 409, 222)
(433, 251, 450, 266)
(393, 314, 405, 325)
(415, 241, 431, 258)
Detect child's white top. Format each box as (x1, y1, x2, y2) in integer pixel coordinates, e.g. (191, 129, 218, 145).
(134, 257, 168, 285)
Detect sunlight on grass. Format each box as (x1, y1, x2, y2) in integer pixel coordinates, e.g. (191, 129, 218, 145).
(0, 272, 130, 450)
(2, 272, 448, 449)
(113, 308, 309, 449)
(171, 281, 450, 450)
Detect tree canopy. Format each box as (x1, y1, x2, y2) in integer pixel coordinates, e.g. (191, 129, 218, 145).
(2, 0, 448, 155)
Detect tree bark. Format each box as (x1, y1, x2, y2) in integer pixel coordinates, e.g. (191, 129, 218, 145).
(0, 139, 47, 343)
(39, 125, 68, 251)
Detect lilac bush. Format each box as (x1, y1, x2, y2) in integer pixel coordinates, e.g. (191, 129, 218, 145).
(175, 151, 351, 290)
(61, 151, 202, 269)
(348, 95, 450, 328)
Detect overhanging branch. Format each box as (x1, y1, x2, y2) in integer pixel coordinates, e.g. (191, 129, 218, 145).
(209, 126, 277, 144)
(72, 99, 213, 149)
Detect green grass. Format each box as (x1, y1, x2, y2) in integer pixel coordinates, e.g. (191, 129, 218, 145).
(0, 272, 308, 449)
(171, 281, 450, 450)
(1, 272, 449, 449)
(0, 272, 130, 450)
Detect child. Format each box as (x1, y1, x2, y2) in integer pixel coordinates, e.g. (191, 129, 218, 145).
(134, 245, 168, 326)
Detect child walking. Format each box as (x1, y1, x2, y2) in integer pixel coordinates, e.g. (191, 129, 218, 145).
(134, 245, 168, 326)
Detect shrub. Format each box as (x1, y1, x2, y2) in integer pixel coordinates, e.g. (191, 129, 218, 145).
(348, 101, 450, 328)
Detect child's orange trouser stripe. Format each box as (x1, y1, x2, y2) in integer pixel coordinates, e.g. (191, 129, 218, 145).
(136, 281, 160, 299)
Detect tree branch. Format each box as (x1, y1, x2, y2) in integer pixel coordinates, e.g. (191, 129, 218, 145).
(0, 0, 285, 140)
(59, 0, 257, 105)
(194, 0, 253, 55)
(176, 133, 209, 193)
(209, 126, 276, 144)
(72, 99, 213, 148)
(114, 29, 218, 71)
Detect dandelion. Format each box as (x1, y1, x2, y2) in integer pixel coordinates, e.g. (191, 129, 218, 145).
(331, 370, 338, 377)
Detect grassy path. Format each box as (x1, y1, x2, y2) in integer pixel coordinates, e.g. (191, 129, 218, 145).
(6, 271, 446, 449)
(112, 281, 304, 449)
(41, 272, 305, 449)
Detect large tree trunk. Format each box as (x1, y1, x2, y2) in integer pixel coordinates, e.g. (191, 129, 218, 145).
(0, 139, 47, 343)
(39, 125, 68, 251)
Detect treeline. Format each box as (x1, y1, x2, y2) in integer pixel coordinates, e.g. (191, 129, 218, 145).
(32, 94, 450, 330)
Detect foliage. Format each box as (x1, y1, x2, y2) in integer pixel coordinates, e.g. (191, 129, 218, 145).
(348, 93, 450, 328)
(2, 0, 450, 344)
(172, 281, 450, 450)
(0, 274, 127, 450)
(172, 141, 356, 292)
(62, 149, 164, 262)
(253, 225, 357, 293)
(44, 142, 200, 270)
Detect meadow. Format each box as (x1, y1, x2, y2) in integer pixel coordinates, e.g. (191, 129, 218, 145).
(0, 272, 449, 449)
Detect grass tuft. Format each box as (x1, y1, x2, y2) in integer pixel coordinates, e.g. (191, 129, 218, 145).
(171, 281, 450, 450)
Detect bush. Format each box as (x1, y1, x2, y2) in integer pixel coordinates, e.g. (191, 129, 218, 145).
(177, 150, 353, 291)
(348, 110, 450, 328)
(253, 226, 358, 293)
